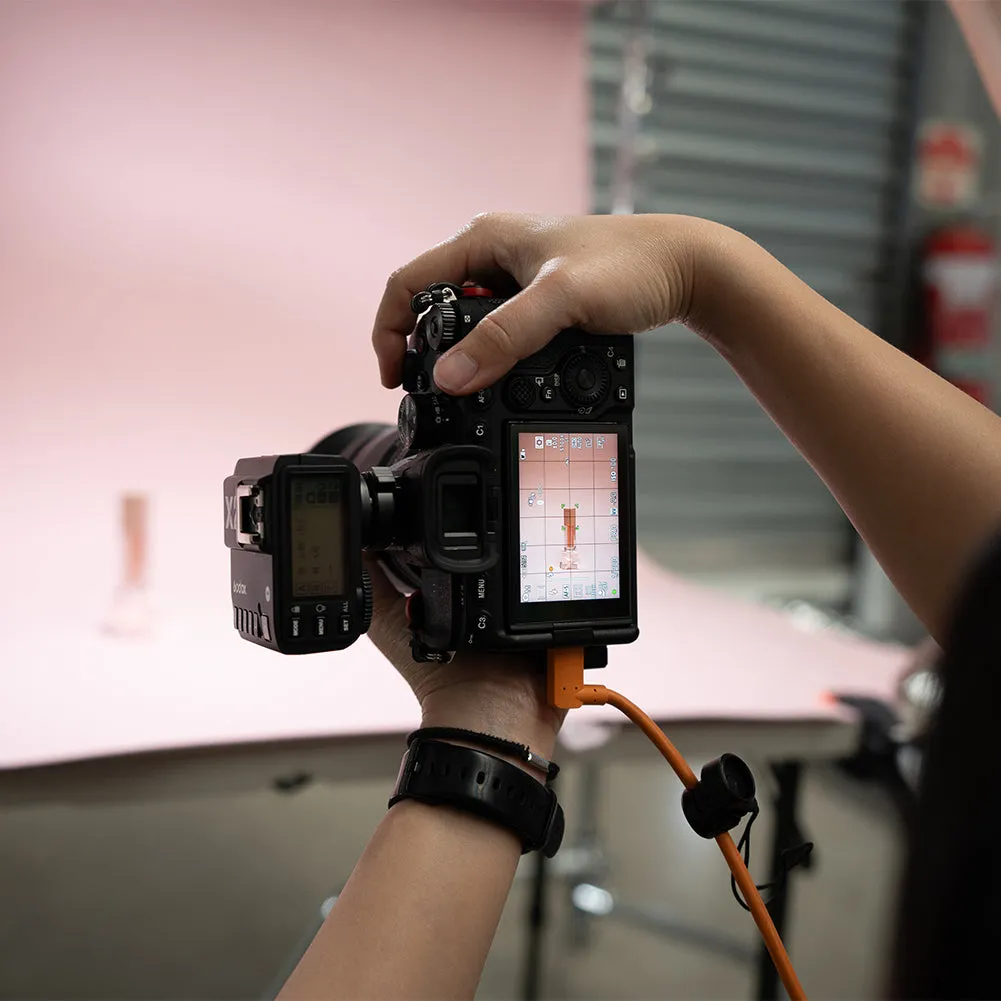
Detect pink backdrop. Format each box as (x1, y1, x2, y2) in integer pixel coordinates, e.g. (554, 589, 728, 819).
(0, 0, 591, 765)
(0, 1, 910, 770)
(0, 1, 587, 653)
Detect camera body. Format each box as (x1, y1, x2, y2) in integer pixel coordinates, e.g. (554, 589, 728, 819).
(394, 284, 637, 659)
(224, 283, 638, 662)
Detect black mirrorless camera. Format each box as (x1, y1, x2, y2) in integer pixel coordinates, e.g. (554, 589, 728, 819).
(224, 283, 638, 663)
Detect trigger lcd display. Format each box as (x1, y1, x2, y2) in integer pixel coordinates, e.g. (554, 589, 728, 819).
(516, 429, 621, 604)
(290, 476, 345, 597)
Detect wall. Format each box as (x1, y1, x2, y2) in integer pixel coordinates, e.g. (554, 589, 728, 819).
(0, 0, 588, 647)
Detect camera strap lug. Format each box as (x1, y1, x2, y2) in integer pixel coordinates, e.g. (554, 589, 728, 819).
(410, 283, 460, 314)
(409, 635, 455, 664)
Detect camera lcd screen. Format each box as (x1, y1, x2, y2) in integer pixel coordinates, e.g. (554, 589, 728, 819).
(516, 429, 621, 604)
(290, 476, 345, 597)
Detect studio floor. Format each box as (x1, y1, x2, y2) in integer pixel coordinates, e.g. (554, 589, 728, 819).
(0, 755, 902, 1000)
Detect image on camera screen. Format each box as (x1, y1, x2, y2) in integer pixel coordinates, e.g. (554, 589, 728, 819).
(517, 430, 620, 604)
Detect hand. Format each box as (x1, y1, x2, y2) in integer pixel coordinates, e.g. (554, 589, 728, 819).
(373, 212, 716, 394)
(365, 559, 563, 758)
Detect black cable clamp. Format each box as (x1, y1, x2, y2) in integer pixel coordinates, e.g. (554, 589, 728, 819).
(681, 753, 758, 839)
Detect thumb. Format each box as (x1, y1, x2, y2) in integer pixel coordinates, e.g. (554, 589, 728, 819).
(432, 273, 575, 395)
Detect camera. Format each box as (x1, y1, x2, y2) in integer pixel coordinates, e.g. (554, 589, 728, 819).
(224, 282, 638, 663)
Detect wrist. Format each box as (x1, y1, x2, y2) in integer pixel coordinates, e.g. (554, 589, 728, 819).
(418, 675, 562, 761)
(645, 215, 729, 331)
(681, 220, 775, 357)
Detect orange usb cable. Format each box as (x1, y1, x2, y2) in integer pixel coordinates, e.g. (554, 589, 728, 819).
(547, 648, 807, 1001)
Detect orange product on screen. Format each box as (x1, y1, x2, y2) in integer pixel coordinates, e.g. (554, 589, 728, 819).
(564, 506, 577, 549)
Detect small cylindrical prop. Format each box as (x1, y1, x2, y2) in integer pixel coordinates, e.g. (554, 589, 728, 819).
(564, 507, 577, 549)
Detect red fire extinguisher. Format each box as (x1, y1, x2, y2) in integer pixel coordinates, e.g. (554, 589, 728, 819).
(921, 225, 998, 407)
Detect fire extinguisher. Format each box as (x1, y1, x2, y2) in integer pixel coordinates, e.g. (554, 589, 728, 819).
(921, 225, 999, 407)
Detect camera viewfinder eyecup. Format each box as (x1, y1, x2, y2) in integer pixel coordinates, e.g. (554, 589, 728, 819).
(380, 445, 497, 576)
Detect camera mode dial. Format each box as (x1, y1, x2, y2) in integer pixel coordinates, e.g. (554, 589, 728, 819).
(398, 393, 454, 452)
(561, 351, 610, 407)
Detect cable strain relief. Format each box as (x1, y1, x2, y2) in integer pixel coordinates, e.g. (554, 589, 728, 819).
(546, 647, 586, 709)
(577, 684, 608, 706)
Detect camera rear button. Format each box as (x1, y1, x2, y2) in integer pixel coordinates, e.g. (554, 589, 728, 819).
(506, 377, 536, 411)
(315, 617, 326, 637)
(471, 387, 492, 410)
(291, 617, 301, 638)
(339, 615, 352, 634)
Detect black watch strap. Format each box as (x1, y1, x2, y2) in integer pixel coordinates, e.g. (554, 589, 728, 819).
(389, 738, 564, 858)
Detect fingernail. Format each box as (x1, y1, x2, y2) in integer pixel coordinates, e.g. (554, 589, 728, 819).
(434, 350, 479, 392)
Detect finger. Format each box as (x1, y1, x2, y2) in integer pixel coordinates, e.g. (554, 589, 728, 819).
(432, 267, 577, 395)
(363, 556, 412, 661)
(372, 214, 521, 388)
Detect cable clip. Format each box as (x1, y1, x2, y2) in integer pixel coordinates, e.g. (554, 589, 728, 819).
(681, 754, 758, 839)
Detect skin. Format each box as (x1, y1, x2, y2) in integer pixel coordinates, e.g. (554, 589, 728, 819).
(948, 0, 1001, 121)
(283, 210, 1001, 999)
(284, 11, 1001, 990)
(374, 212, 1001, 640)
(278, 563, 561, 1001)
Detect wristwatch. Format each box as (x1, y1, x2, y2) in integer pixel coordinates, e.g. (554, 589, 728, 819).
(389, 738, 565, 857)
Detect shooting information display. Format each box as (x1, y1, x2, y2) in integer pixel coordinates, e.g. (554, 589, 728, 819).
(517, 429, 620, 603)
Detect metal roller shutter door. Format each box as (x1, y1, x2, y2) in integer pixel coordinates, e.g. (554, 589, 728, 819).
(590, 0, 921, 591)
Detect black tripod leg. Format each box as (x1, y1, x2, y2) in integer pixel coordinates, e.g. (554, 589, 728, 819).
(754, 761, 805, 1001)
(522, 850, 547, 1001)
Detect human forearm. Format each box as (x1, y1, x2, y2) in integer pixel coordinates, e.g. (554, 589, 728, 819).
(279, 626, 559, 1001)
(690, 223, 1001, 638)
(278, 799, 522, 1001)
(371, 210, 1001, 634)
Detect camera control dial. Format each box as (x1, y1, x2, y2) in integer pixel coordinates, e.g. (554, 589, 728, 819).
(422, 304, 458, 352)
(561, 352, 611, 407)
(398, 393, 454, 452)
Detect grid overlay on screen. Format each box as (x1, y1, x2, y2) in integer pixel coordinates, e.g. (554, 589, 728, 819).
(517, 430, 620, 604)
